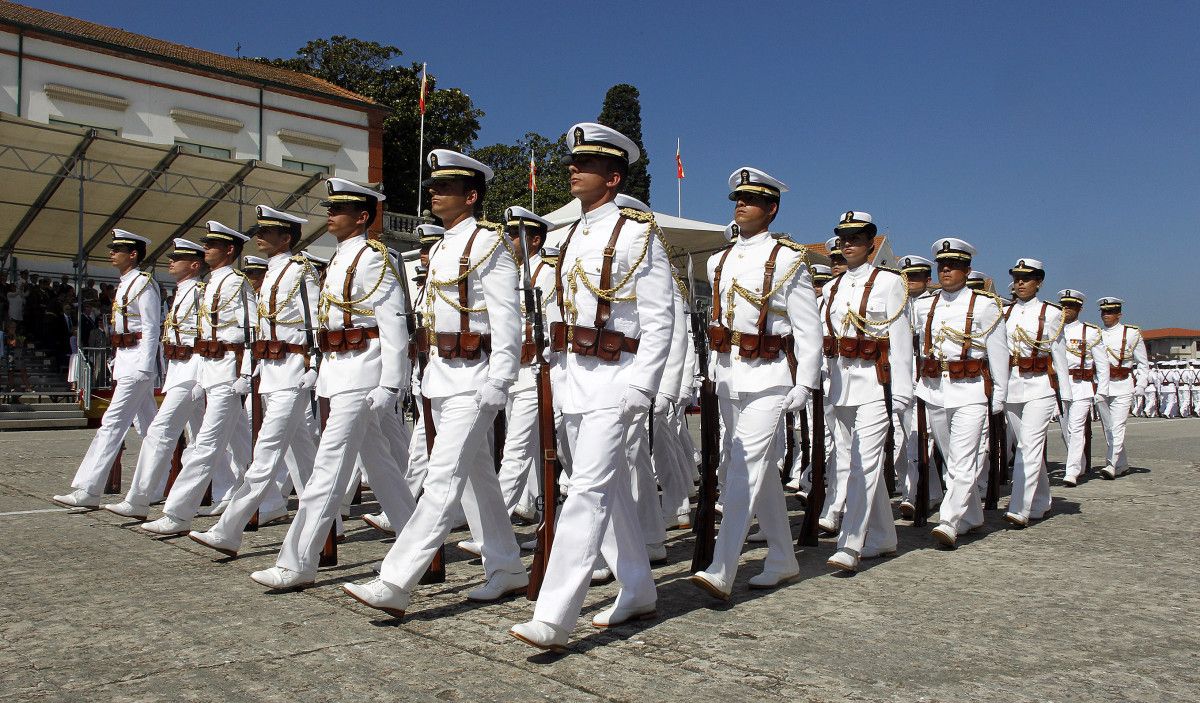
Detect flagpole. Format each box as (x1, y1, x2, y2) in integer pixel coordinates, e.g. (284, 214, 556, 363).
(676, 137, 682, 218)
(415, 62, 427, 219)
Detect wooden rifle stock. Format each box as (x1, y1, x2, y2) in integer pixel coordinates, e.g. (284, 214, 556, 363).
(246, 375, 263, 532)
(689, 377, 720, 572)
(1083, 413, 1092, 472)
(798, 409, 811, 486)
(798, 389, 826, 547)
(104, 442, 124, 494)
(985, 410, 1003, 510)
(781, 413, 795, 486)
(914, 399, 930, 526)
(165, 433, 186, 494)
(526, 362, 559, 600)
(883, 383, 897, 497)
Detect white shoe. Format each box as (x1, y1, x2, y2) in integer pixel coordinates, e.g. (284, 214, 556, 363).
(1061, 477, 1078, 488)
(509, 620, 569, 652)
(818, 516, 840, 536)
(102, 500, 148, 519)
(52, 489, 100, 509)
(826, 550, 859, 573)
(457, 539, 482, 556)
(340, 507, 351, 519)
(513, 503, 537, 522)
(1003, 512, 1029, 528)
(140, 515, 191, 536)
(197, 499, 228, 517)
(592, 601, 657, 628)
(665, 514, 691, 530)
(861, 545, 898, 560)
(689, 571, 732, 600)
(257, 505, 289, 526)
(646, 543, 668, 564)
(714, 503, 724, 515)
(748, 567, 800, 589)
(362, 512, 394, 534)
(467, 571, 529, 602)
(898, 500, 916, 519)
(250, 566, 314, 591)
(520, 538, 538, 551)
(188, 529, 239, 557)
(342, 577, 409, 617)
(932, 524, 957, 549)
(747, 528, 767, 543)
(590, 567, 613, 584)
(785, 476, 802, 491)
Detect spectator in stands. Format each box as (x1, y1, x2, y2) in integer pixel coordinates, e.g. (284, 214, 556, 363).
(3, 319, 32, 393)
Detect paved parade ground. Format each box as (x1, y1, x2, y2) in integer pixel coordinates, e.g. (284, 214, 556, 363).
(1, 417, 1197, 702)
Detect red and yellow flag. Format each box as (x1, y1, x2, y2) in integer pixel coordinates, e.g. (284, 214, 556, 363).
(418, 63, 428, 114)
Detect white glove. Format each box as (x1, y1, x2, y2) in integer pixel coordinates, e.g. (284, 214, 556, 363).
(189, 383, 205, 402)
(782, 385, 811, 413)
(991, 398, 1006, 415)
(619, 385, 654, 423)
(366, 386, 399, 411)
(653, 394, 673, 415)
(1050, 404, 1061, 422)
(231, 375, 251, 396)
(299, 369, 318, 389)
(411, 377, 422, 400)
(474, 378, 510, 412)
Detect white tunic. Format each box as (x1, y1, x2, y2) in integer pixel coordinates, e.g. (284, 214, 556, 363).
(197, 266, 254, 389)
(1100, 323, 1148, 396)
(1062, 319, 1110, 400)
(160, 276, 201, 391)
(913, 288, 1010, 409)
(255, 253, 319, 394)
(110, 268, 162, 380)
(1003, 297, 1072, 404)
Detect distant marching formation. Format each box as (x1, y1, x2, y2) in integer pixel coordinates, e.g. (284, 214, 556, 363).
(53, 121, 1164, 652)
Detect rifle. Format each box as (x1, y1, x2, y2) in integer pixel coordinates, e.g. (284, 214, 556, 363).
(242, 277, 263, 532)
(798, 408, 811, 490)
(781, 413, 795, 486)
(516, 221, 560, 600)
(798, 388, 826, 547)
(882, 356, 897, 498)
(688, 254, 721, 572)
(985, 406, 1004, 511)
(413, 310, 445, 584)
(914, 398, 930, 526)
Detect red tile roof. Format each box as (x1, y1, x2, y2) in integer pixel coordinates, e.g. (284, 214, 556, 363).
(0, 1, 375, 107)
(803, 234, 887, 257)
(1141, 328, 1200, 340)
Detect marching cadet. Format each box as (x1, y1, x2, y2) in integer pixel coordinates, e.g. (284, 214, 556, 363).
(1144, 362, 1161, 418)
(895, 254, 943, 517)
(1190, 361, 1200, 417)
(1130, 365, 1146, 417)
(1001, 259, 1071, 528)
(914, 239, 1009, 549)
(1058, 289, 1109, 487)
(508, 123, 674, 650)
(1177, 361, 1194, 417)
(689, 166, 820, 596)
(495, 206, 556, 521)
(1094, 297, 1148, 478)
(788, 263, 834, 498)
(249, 178, 413, 589)
(139, 222, 255, 535)
(820, 212, 912, 571)
(189, 206, 322, 556)
(343, 150, 525, 613)
(1159, 360, 1180, 418)
(242, 255, 268, 291)
(826, 236, 847, 277)
(103, 239, 206, 519)
(54, 230, 161, 509)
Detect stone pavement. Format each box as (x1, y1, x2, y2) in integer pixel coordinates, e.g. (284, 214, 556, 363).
(1, 417, 1197, 702)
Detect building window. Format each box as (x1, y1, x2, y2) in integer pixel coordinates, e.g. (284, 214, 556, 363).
(175, 140, 233, 158)
(48, 118, 119, 136)
(282, 158, 330, 175)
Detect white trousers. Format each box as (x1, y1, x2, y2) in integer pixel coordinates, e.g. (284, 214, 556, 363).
(703, 390, 797, 584)
(627, 416, 667, 547)
(380, 393, 523, 589)
(1005, 396, 1055, 520)
(832, 400, 897, 555)
(676, 403, 699, 484)
(1160, 391, 1178, 418)
(124, 383, 205, 506)
(497, 387, 539, 515)
(1095, 393, 1133, 471)
(927, 403, 987, 534)
(532, 407, 655, 630)
(163, 383, 251, 521)
(71, 375, 157, 494)
(1179, 389, 1193, 417)
(1062, 398, 1094, 482)
(652, 402, 692, 522)
(820, 403, 850, 522)
(1143, 391, 1157, 417)
(345, 402, 414, 522)
(210, 389, 317, 547)
(277, 388, 415, 574)
(895, 401, 943, 505)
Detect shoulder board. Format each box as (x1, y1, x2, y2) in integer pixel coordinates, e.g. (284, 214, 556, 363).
(776, 238, 807, 254)
(1045, 301, 1062, 310)
(136, 270, 152, 279)
(917, 291, 935, 299)
(876, 265, 901, 274)
(289, 254, 308, 264)
(618, 207, 655, 225)
(1083, 322, 1099, 329)
(363, 239, 390, 255)
(476, 220, 503, 233)
(1000, 297, 1013, 307)
(1125, 324, 1140, 331)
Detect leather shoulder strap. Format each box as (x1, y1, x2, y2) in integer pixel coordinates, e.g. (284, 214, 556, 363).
(755, 242, 785, 335)
(825, 272, 846, 337)
(342, 244, 373, 328)
(1031, 301, 1048, 359)
(459, 226, 485, 331)
(923, 292, 940, 357)
(266, 259, 294, 340)
(594, 216, 629, 329)
(710, 246, 735, 326)
(961, 292, 978, 360)
(555, 220, 581, 321)
(854, 268, 882, 339)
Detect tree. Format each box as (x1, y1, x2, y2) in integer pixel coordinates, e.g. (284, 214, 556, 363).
(469, 133, 573, 221)
(261, 37, 484, 215)
(596, 84, 651, 204)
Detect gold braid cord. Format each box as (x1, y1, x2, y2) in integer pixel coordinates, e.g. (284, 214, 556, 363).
(838, 268, 909, 339)
(199, 271, 249, 330)
(162, 285, 201, 337)
(1010, 304, 1066, 355)
(424, 225, 508, 329)
(110, 271, 155, 323)
(725, 245, 808, 325)
(257, 258, 312, 326)
(319, 240, 394, 323)
(1067, 325, 1105, 356)
(935, 292, 1004, 351)
(563, 212, 653, 322)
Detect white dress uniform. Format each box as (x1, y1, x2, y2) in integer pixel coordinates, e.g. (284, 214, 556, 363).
(149, 223, 255, 529)
(270, 208, 413, 578)
(1143, 366, 1160, 417)
(1159, 363, 1180, 418)
(1189, 363, 1200, 417)
(62, 231, 161, 502)
(379, 194, 525, 590)
(652, 283, 696, 528)
(1095, 298, 1147, 476)
(119, 243, 206, 512)
(1057, 290, 1110, 485)
(195, 214, 324, 551)
(914, 239, 1010, 546)
(1001, 261, 1072, 524)
(693, 167, 821, 593)
(894, 285, 944, 511)
(820, 212, 913, 566)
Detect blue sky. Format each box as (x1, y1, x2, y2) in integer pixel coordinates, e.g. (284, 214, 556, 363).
(24, 0, 1200, 327)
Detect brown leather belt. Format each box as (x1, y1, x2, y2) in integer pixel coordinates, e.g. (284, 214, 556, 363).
(549, 322, 639, 362)
(162, 342, 193, 361)
(1012, 355, 1050, 374)
(194, 340, 242, 359)
(822, 335, 889, 361)
(252, 339, 307, 361)
(920, 357, 988, 380)
(1069, 367, 1096, 382)
(317, 325, 379, 353)
(1109, 367, 1131, 381)
(433, 331, 491, 360)
(708, 327, 791, 361)
(520, 341, 538, 365)
(110, 332, 142, 349)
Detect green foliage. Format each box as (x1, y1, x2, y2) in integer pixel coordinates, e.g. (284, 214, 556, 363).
(596, 84, 651, 204)
(259, 37, 483, 215)
(469, 133, 573, 221)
